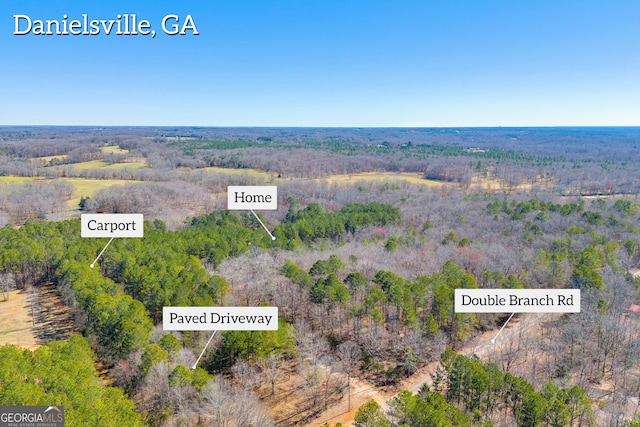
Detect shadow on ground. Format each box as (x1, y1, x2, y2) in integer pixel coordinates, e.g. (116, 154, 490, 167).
(28, 283, 77, 345)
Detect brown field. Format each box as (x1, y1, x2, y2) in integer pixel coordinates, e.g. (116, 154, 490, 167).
(0, 289, 38, 350)
(0, 284, 77, 350)
(255, 362, 349, 426)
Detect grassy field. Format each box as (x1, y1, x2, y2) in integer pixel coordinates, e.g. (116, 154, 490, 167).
(72, 160, 110, 170)
(0, 176, 36, 185)
(0, 176, 135, 198)
(104, 161, 146, 169)
(31, 146, 129, 168)
(72, 160, 147, 170)
(60, 178, 136, 208)
(201, 166, 274, 180)
(100, 145, 129, 154)
(60, 177, 133, 197)
(321, 171, 444, 187)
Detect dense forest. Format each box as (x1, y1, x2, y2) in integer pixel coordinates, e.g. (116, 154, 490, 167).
(1, 127, 640, 426)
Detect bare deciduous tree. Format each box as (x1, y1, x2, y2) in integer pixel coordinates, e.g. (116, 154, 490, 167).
(258, 353, 283, 396)
(337, 340, 360, 411)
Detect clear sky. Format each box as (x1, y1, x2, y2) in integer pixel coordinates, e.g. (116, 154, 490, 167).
(1, 1, 639, 127)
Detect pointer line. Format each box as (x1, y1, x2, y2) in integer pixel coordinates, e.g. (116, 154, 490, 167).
(491, 312, 515, 344)
(192, 331, 216, 370)
(250, 209, 276, 240)
(90, 237, 114, 268)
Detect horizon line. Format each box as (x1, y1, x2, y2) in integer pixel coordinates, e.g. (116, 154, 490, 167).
(1, 124, 640, 130)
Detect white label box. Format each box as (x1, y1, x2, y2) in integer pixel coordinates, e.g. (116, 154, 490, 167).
(227, 186, 277, 210)
(455, 289, 580, 313)
(81, 214, 144, 238)
(163, 306, 279, 331)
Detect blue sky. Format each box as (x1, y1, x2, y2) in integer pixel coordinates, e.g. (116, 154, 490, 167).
(1, 1, 639, 126)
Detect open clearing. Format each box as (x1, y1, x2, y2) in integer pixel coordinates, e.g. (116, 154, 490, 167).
(201, 166, 274, 180)
(0, 285, 77, 351)
(104, 161, 146, 169)
(72, 160, 110, 170)
(100, 145, 129, 154)
(72, 160, 147, 170)
(0, 290, 38, 350)
(0, 176, 36, 185)
(60, 177, 138, 207)
(321, 171, 443, 187)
